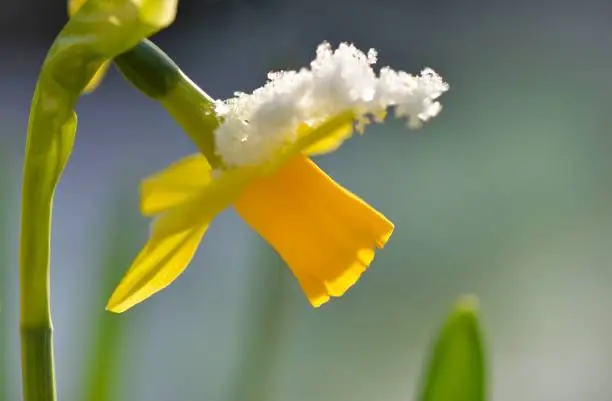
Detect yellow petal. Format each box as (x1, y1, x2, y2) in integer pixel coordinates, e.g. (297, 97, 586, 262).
(302, 122, 354, 156)
(82, 61, 110, 94)
(234, 154, 394, 307)
(261, 112, 356, 176)
(106, 202, 210, 313)
(67, 0, 87, 16)
(140, 154, 213, 216)
(298, 110, 388, 157)
(108, 160, 260, 313)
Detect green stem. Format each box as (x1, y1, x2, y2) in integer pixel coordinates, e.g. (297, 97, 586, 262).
(114, 40, 223, 167)
(18, 1, 179, 399)
(19, 144, 58, 401)
(20, 326, 56, 401)
(160, 73, 223, 167)
(0, 152, 9, 400)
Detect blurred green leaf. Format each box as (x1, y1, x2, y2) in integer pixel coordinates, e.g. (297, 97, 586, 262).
(226, 246, 289, 401)
(80, 189, 141, 401)
(417, 295, 487, 401)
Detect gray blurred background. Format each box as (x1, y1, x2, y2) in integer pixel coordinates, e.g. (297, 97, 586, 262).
(1, 0, 612, 400)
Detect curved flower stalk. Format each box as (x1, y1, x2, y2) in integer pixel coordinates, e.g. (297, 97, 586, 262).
(19, 1, 177, 400)
(66, 0, 117, 93)
(108, 42, 448, 313)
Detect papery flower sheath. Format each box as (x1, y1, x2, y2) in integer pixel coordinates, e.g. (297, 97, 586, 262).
(68, 0, 112, 93)
(107, 42, 449, 313)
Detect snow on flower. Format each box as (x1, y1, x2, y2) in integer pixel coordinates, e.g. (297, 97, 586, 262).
(214, 42, 448, 167)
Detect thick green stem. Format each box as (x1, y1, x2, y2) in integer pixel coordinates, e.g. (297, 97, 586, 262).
(0, 152, 9, 400)
(19, 193, 57, 401)
(19, 138, 60, 401)
(18, 1, 179, 400)
(20, 326, 56, 401)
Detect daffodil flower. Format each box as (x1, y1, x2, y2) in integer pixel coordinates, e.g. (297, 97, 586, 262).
(106, 43, 448, 313)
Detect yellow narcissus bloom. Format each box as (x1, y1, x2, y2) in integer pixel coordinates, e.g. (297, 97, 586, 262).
(107, 43, 449, 313)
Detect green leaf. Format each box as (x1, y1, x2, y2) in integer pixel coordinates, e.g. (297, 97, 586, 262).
(225, 246, 288, 401)
(417, 295, 487, 401)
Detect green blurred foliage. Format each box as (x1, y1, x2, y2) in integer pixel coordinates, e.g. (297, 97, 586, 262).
(79, 189, 141, 401)
(417, 296, 486, 401)
(225, 247, 288, 401)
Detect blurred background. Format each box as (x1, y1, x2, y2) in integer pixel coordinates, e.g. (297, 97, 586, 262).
(1, 0, 612, 400)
